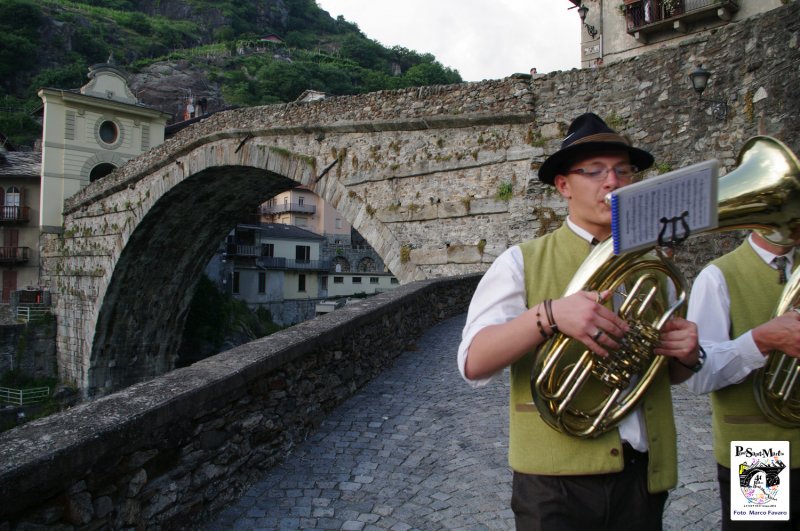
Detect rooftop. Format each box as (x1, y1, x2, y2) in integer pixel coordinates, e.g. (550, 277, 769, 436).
(0, 149, 41, 178)
(237, 223, 326, 241)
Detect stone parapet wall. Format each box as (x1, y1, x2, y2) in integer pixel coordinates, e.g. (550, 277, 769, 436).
(261, 297, 321, 327)
(0, 275, 479, 529)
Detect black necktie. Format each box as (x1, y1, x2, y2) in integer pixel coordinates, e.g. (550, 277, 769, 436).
(773, 256, 789, 284)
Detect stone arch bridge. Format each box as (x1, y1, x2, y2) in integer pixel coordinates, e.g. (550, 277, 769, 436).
(43, 78, 565, 397)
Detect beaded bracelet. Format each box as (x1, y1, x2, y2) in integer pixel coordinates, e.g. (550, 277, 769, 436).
(544, 298, 559, 335)
(536, 302, 551, 339)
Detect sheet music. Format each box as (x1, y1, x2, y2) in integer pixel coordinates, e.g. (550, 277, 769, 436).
(609, 159, 719, 254)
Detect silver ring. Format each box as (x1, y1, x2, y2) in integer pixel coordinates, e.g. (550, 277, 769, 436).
(793, 308, 800, 316)
(592, 330, 603, 341)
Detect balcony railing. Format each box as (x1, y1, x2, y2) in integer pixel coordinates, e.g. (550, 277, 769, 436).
(227, 244, 261, 257)
(257, 257, 331, 271)
(260, 202, 316, 215)
(16, 305, 51, 324)
(0, 247, 30, 263)
(625, 0, 739, 35)
(0, 386, 50, 405)
(0, 206, 30, 223)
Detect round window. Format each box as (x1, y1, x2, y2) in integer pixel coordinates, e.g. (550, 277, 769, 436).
(99, 121, 119, 144)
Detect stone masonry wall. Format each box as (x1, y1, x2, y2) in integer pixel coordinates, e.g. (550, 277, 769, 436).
(0, 321, 57, 379)
(0, 275, 479, 529)
(527, 3, 800, 279)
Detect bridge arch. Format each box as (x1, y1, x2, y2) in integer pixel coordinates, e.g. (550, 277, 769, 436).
(58, 139, 327, 395)
(89, 164, 297, 394)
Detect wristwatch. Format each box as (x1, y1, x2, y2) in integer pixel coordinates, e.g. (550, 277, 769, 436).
(676, 346, 706, 373)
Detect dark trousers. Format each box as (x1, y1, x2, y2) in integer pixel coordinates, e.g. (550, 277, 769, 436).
(718, 464, 800, 531)
(511, 445, 667, 531)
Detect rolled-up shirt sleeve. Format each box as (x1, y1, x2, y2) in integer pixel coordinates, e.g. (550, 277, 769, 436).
(457, 246, 527, 387)
(685, 263, 766, 395)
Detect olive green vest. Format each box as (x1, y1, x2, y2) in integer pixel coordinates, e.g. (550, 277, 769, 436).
(710, 241, 800, 467)
(511, 224, 678, 493)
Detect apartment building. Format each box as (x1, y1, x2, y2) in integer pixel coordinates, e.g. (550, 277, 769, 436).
(260, 186, 351, 244)
(212, 188, 399, 325)
(217, 223, 328, 305)
(260, 188, 397, 282)
(573, 0, 785, 68)
(0, 143, 41, 304)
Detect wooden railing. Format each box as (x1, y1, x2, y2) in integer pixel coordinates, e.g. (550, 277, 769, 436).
(0, 206, 30, 223)
(0, 247, 29, 263)
(626, 0, 685, 28)
(625, 0, 739, 31)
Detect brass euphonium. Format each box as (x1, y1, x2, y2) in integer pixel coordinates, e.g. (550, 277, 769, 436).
(754, 267, 800, 427)
(532, 135, 800, 438)
(750, 137, 800, 428)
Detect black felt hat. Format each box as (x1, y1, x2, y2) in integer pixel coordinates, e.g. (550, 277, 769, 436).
(538, 113, 654, 185)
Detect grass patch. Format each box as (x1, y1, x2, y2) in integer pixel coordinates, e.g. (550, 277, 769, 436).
(495, 181, 513, 201)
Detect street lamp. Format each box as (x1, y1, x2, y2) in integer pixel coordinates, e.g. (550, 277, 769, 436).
(578, 3, 599, 39)
(689, 64, 727, 121)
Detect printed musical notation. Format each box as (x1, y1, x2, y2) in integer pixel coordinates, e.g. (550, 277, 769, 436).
(609, 159, 719, 255)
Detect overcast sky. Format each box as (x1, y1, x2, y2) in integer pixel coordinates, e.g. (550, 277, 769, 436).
(315, 0, 582, 82)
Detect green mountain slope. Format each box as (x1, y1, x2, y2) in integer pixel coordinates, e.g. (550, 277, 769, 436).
(0, 0, 462, 147)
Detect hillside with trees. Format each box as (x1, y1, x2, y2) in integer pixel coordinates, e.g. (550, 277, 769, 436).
(0, 0, 462, 147)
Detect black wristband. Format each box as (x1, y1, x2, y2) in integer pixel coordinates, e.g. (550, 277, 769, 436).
(544, 299, 559, 335)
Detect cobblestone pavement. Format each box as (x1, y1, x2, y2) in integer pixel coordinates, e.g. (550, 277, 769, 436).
(205, 314, 721, 530)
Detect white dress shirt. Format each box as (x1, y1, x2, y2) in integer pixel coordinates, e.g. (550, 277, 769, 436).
(686, 234, 793, 395)
(457, 219, 649, 451)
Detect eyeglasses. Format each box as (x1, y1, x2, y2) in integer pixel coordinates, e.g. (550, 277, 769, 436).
(566, 163, 639, 180)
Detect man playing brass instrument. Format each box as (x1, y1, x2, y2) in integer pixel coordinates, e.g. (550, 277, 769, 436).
(687, 231, 800, 530)
(457, 112, 702, 530)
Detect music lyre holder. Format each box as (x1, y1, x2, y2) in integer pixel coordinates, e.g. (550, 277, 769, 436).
(657, 211, 691, 248)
